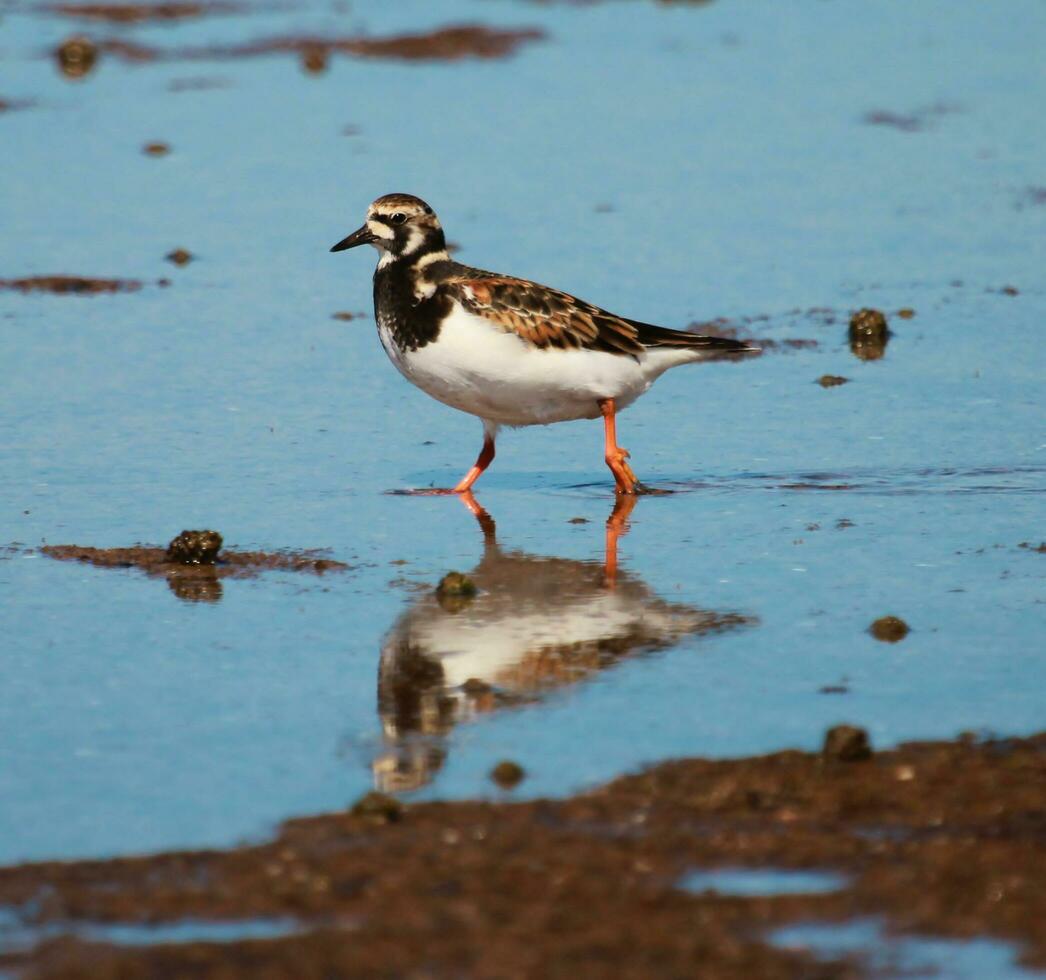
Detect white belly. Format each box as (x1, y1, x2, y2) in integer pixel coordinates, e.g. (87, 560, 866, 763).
(377, 302, 684, 426)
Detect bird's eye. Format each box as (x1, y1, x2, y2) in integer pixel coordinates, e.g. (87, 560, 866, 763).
(390, 212, 407, 225)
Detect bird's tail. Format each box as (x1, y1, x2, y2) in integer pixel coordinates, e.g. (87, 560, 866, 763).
(629, 319, 761, 357)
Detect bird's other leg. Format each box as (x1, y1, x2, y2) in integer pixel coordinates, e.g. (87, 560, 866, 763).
(598, 398, 638, 495)
(452, 421, 498, 494)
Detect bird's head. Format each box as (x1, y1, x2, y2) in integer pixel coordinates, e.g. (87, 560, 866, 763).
(330, 193, 446, 262)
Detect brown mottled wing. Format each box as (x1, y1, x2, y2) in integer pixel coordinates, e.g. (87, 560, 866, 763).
(444, 274, 758, 357)
(445, 275, 645, 356)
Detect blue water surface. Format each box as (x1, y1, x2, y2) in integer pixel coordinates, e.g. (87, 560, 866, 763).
(1, 0, 1044, 864)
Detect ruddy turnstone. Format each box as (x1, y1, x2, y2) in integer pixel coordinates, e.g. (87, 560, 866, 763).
(330, 193, 758, 494)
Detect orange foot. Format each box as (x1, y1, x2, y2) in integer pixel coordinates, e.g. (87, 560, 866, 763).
(606, 447, 639, 495)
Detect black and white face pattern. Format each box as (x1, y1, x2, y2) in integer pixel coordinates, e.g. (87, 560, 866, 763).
(365, 194, 446, 263)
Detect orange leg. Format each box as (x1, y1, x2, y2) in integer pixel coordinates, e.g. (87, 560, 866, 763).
(457, 490, 497, 542)
(452, 432, 496, 494)
(604, 493, 637, 589)
(598, 398, 638, 495)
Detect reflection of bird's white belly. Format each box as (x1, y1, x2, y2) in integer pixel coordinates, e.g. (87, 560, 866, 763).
(411, 593, 701, 690)
(378, 303, 678, 426)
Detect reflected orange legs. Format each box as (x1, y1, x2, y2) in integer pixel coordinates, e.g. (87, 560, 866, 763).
(452, 432, 496, 494)
(598, 398, 638, 495)
(604, 493, 637, 589)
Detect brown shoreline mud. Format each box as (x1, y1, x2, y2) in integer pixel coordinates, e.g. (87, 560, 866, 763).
(1, 731, 1042, 979)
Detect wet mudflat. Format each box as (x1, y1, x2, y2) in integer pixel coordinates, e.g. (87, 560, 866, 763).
(2, 0, 1045, 974)
(0, 731, 1043, 978)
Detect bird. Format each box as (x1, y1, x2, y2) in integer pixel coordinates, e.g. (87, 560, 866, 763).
(330, 193, 758, 495)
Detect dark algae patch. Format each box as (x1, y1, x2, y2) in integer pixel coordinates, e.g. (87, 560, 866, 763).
(848, 308, 890, 361)
(0, 732, 1043, 979)
(165, 529, 222, 564)
(0, 275, 147, 294)
(87, 24, 546, 66)
(164, 247, 193, 266)
(43, 1, 245, 22)
(54, 35, 97, 78)
(490, 759, 526, 789)
(869, 615, 910, 643)
(41, 531, 349, 603)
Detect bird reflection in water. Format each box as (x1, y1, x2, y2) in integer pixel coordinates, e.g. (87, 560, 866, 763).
(373, 493, 754, 792)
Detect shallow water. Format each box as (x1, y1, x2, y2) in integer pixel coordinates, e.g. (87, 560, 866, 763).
(1, 0, 1044, 864)
(678, 868, 848, 898)
(770, 919, 1042, 980)
(0, 908, 302, 953)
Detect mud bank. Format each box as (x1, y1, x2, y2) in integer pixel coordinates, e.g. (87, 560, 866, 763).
(41, 537, 349, 602)
(0, 731, 1042, 978)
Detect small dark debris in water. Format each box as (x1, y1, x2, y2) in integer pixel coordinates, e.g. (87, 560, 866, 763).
(568, 517, 589, 525)
(89, 24, 546, 66)
(351, 792, 403, 824)
(490, 760, 525, 790)
(823, 725, 872, 762)
(342, 124, 361, 136)
(862, 103, 959, 133)
(1015, 186, 1046, 210)
(167, 75, 230, 91)
(1018, 541, 1046, 554)
(849, 307, 890, 361)
(462, 677, 493, 696)
(862, 109, 922, 132)
(896, 307, 915, 319)
(805, 523, 820, 532)
(165, 248, 193, 266)
(300, 44, 327, 73)
(165, 529, 222, 565)
(819, 683, 850, 695)
(143, 141, 170, 156)
(594, 203, 615, 213)
(870, 615, 910, 643)
(779, 481, 854, 492)
(44, 1, 242, 22)
(994, 285, 1020, 296)
(817, 374, 849, 388)
(55, 35, 98, 78)
(0, 275, 144, 294)
(835, 518, 855, 529)
(435, 571, 477, 612)
(331, 311, 366, 321)
(0, 97, 34, 113)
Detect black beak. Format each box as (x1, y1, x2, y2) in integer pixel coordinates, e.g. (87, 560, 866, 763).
(330, 224, 376, 252)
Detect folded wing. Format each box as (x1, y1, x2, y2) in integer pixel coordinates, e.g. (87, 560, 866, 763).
(444, 274, 757, 358)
